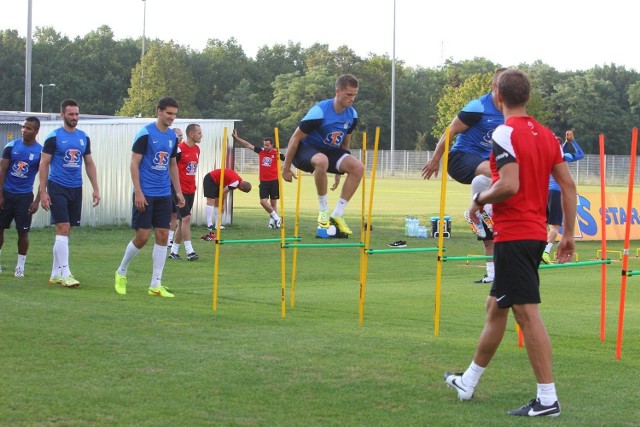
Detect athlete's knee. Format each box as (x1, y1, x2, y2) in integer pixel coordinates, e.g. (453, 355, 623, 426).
(471, 174, 492, 194)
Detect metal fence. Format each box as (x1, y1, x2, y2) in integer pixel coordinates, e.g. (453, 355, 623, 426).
(234, 149, 640, 187)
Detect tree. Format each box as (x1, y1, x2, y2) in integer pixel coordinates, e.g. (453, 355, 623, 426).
(119, 42, 199, 118)
(223, 79, 271, 143)
(0, 30, 25, 110)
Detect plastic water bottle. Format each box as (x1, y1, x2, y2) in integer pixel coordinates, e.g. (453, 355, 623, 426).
(418, 225, 428, 238)
(405, 216, 411, 236)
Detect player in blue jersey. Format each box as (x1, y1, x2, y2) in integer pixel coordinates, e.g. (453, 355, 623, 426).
(114, 96, 185, 298)
(39, 99, 101, 288)
(422, 68, 507, 284)
(282, 74, 364, 235)
(542, 130, 584, 264)
(0, 117, 42, 277)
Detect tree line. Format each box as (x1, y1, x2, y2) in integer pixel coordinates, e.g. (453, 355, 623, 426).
(2, 25, 640, 154)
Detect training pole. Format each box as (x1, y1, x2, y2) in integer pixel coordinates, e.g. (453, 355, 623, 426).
(212, 127, 229, 311)
(599, 134, 608, 342)
(359, 128, 380, 326)
(616, 127, 637, 359)
(358, 132, 368, 323)
(275, 128, 287, 317)
(433, 127, 451, 336)
(289, 161, 303, 307)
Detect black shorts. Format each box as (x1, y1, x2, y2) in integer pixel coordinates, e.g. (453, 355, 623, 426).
(203, 174, 222, 199)
(546, 190, 562, 226)
(132, 194, 173, 230)
(177, 192, 195, 218)
(0, 191, 34, 231)
(490, 240, 545, 308)
(292, 142, 350, 175)
(47, 180, 83, 226)
(259, 180, 279, 200)
(448, 150, 487, 185)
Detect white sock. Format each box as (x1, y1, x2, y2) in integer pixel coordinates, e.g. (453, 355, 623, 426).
(545, 242, 553, 253)
(462, 361, 486, 388)
(168, 230, 175, 243)
(205, 205, 214, 227)
(171, 242, 180, 254)
(184, 240, 194, 254)
(50, 245, 60, 278)
(537, 382, 558, 406)
(117, 241, 140, 275)
(331, 198, 348, 218)
(16, 254, 26, 269)
(213, 207, 220, 225)
(318, 195, 328, 212)
(485, 261, 495, 280)
(471, 175, 492, 198)
(151, 243, 167, 287)
(270, 211, 280, 221)
(54, 235, 71, 278)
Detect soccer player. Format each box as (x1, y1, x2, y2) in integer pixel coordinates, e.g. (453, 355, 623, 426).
(0, 117, 42, 277)
(39, 99, 101, 288)
(169, 123, 201, 261)
(444, 69, 577, 417)
(203, 168, 252, 230)
(232, 129, 284, 228)
(167, 127, 183, 247)
(422, 68, 507, 284)
(282, 74, 364, 235)
(114, 96, 185, 297)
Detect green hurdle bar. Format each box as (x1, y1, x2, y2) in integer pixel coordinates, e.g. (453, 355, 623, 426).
(219, 237, 301, 245)
(366, 247, 441, 255)
(539, 260, 611, 269)
(624, 269, 640, 276)
(282, 242, 365, 249)
(442, 255, 492, 262)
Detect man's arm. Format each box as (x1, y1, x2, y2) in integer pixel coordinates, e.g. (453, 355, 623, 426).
(38, 152, 52, 211)
(169, 158, 185, 208)
(421, 116, 470, 179)
(232, 129, 256, 151)
(282, 127, 307, 182)
(130, 153, 146, 212)
(83, 153, 101, 207)
(0, 158, 8, 209)
(552, 162, 577, 263)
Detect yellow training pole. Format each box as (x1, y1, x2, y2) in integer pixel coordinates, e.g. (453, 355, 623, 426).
(359, 127, 380, 326)
(433, 127, 451, 335)
(274, 128, 287, 317)
(290, 166, 303, 307)
(213, 127, 228, 311)
(358, 133, 368, 313)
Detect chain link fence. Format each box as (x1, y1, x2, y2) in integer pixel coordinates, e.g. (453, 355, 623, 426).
(234, 149, 639, 187)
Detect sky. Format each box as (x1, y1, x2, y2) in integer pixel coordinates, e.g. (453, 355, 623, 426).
(3, 0, 639, 73)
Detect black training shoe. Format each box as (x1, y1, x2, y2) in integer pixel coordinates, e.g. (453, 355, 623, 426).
(388, 240, 407, 248)
(168, 253, 182, 260)
(473, 275, 493, 284)
(507, 398, 560, 417)
(187, 252, 199, 261)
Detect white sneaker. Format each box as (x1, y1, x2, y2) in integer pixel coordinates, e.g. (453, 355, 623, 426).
(268, 218, 275, 229)
(15, 267, 24, 278)
(275, 218, 282, 228)
(444, 371, 474, 400)
(463, 210, 486, 238)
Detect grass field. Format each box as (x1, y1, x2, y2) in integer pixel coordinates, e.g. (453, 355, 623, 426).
(1, 176, 639, 426)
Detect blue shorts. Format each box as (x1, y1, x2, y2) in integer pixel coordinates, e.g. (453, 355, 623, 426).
(132, 195, 173, 230)
(448, 150, 487, 185)
(48, 180, 82, 226)
(259, 180, 279, 200)
(0, 191, 34, 231)
(490, 240, 545, 308)
(547, 190, 562, 226)
(292, 142, 350, 175)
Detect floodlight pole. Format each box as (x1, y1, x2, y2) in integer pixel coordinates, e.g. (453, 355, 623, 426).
(390, 0, 396, 175)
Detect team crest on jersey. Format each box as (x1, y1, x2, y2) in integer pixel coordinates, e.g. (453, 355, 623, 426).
(323, 131, 344, 146)
(63, 149, 82, 168)
(153, 151, 170, 170)
(343, 122, 350, 129)
(261, 157, 273, 167)
(186, 161, 198, 175)
(11, 161, 29, 178)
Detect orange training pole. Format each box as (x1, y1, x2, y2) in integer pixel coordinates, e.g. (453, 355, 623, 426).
(616, 127, 637, 359)
(599, 134, 607, 342)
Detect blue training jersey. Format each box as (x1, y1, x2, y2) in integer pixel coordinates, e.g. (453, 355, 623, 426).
(299, 99, 358, 149)
(2, 139, 43, 194)
(42, 127, 91, 188)
(132, 122, 178, 197)
(450, 93, 504, 158)
(549, 140, 585, 191)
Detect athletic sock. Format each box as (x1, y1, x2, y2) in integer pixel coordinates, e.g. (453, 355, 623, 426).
(184, 241, 194, 254)
(117, 241, 140, 275)
(486, 261, 495, 281)
(545, 242, 554, 253)
(151, 243, 167, 287)
(55, 235, 71, 278)
(537, 382, 558, 406)
(205, 205, 214, 227)
(171, 242, 180, 254)
(331, 198, 348, 218)
(168, 230, 175, 243)
(462, 361, 486, 388)
(318, 195, 329, 212)
(270, 211, 280, 221)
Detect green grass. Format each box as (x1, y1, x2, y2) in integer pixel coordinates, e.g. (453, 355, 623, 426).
(1, 177, 639, 426)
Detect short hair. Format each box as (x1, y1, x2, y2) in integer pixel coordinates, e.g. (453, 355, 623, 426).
(493, 67, 508, 84)
(60, 99, 78, 113)
(185, 123, 200, 135)
(263, 137, 274, 144)
(239, 181, 252, 193)
(157, 96, 179, 111)
(25, 116, 41, 130)
(497, 69, 530, 108)
(336, 74, 358, 90)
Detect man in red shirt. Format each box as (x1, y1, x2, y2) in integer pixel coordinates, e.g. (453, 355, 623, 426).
(444, 69, 576, 418)
(232, 130, 285, 228)
(203, 168, 252, 230)
(169, 124, 201, 261)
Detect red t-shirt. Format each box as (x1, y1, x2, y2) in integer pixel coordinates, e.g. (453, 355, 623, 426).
(208, 169, 242, 189)
(257, 148, 280, 182)
(490, 116, 563, 243)
(176, 142, 200, 194)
